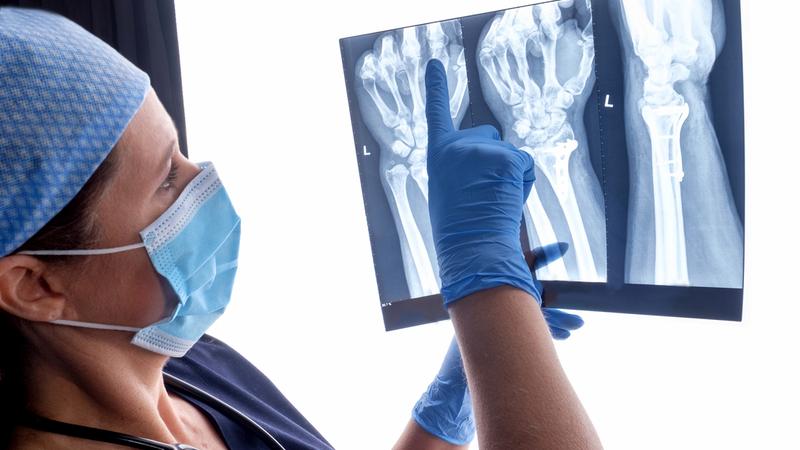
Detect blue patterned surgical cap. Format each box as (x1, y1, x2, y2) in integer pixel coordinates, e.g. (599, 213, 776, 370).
(0, 7, 150, 256)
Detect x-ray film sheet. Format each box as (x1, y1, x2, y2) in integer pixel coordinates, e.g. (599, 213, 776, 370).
(340, 0, 744, 331)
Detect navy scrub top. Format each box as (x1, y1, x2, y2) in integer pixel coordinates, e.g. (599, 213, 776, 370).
(164, 335, 334, 449)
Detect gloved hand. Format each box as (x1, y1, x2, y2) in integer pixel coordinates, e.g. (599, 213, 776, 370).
(412, 336, 473, 445)
(424, 58, 538, 306)
(527, 242, 585, 340)
(412, 243, 584, 444)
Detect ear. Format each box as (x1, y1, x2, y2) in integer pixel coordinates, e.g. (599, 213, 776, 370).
(0, 255, 67, 322)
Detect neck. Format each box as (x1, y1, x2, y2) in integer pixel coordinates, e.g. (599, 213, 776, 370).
(19, 326, 191, 444)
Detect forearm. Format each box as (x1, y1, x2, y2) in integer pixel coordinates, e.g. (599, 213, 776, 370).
(449, 285, 602, 450)
(393, 419, 469, 450)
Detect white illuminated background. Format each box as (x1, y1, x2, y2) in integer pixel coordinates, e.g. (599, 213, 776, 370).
(173, 1, 798, 448)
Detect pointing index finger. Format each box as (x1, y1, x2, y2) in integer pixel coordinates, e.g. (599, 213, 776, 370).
(425, 58, 455, 142)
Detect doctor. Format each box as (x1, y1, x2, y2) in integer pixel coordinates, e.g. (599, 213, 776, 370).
(0, 7, 600, 449)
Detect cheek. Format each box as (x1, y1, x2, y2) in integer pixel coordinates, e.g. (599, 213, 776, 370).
(75, 251, 176, 326)
(123, 254, 178, 323)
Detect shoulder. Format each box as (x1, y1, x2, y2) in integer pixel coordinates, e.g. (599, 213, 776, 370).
(168, 334, 250, 369)
(164, 335, 333, 449)
(164, 334, 276, 395)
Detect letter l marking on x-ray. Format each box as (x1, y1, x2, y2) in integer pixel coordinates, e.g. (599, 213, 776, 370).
(363, 145, 371, 156)
(604, 94, 614, 108)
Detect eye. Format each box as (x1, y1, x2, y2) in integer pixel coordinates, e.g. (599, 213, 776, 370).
(160, 164, 179, 191)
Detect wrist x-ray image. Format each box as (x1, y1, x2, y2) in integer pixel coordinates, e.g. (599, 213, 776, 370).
(609, 0, 743, 289)
(340, 0, 744, 331)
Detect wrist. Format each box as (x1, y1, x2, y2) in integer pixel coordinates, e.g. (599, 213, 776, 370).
(437, 241, 539, 305)
(412, 385, 475, 446)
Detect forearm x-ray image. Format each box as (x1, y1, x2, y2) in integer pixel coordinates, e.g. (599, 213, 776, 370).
(478, 1, 607, 282)
(610, 0, 743, 288)
(353, 20, 468, 299)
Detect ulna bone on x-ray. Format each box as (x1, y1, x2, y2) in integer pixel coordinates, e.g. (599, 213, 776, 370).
(477, 0, 607, 283)
(353, 20, 468, 299)
(610, 0, 743, 288)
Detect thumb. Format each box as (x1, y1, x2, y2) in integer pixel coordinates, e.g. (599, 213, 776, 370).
(425, 59, 455, 143)
(542, 308, 585, 331)
(526, 242, 570, 271)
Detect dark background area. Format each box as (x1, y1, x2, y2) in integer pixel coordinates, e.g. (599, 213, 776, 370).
(1, 0, 190, 158)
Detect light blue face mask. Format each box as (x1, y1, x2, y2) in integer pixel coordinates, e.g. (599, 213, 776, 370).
(19, 162, 241, 357)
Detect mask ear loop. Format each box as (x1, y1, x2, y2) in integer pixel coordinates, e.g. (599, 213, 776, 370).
(17, 242, 146, 256)
(50, 319, 141, 333)
(17, 242, 150, 333)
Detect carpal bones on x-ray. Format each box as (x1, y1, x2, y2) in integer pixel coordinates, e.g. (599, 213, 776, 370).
(613, 0, 743, 288)
(477, 0, 607, 282)
(355, 21, 468, 298)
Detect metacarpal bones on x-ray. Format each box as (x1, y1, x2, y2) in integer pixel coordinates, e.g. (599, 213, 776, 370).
(478, 0, 607, 282)
(613, 0, 743, 288)
(355, 21, 469, 298)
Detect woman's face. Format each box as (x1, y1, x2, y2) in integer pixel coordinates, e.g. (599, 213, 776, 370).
(58, 88, 200, 329)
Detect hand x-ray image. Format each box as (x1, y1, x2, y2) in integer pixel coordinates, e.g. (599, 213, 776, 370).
(353, 20, 468, 301)
(340, 0, 744, 331)
(477, 2, 607, 283)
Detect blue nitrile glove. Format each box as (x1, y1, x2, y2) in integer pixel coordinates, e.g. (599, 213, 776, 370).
(412, 243, 584, 444)
(424, 59, 538, 306)
(527, 242, 586, 340)
(412, 336, 474, 445)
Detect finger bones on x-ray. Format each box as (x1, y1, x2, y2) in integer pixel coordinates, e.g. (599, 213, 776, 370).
(619, 0, 713, 285)
(356, 21, 468, 298)
(479, 1, 603, 282)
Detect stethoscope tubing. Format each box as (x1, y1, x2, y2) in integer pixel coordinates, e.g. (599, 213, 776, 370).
(18, 412, 190, 450)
